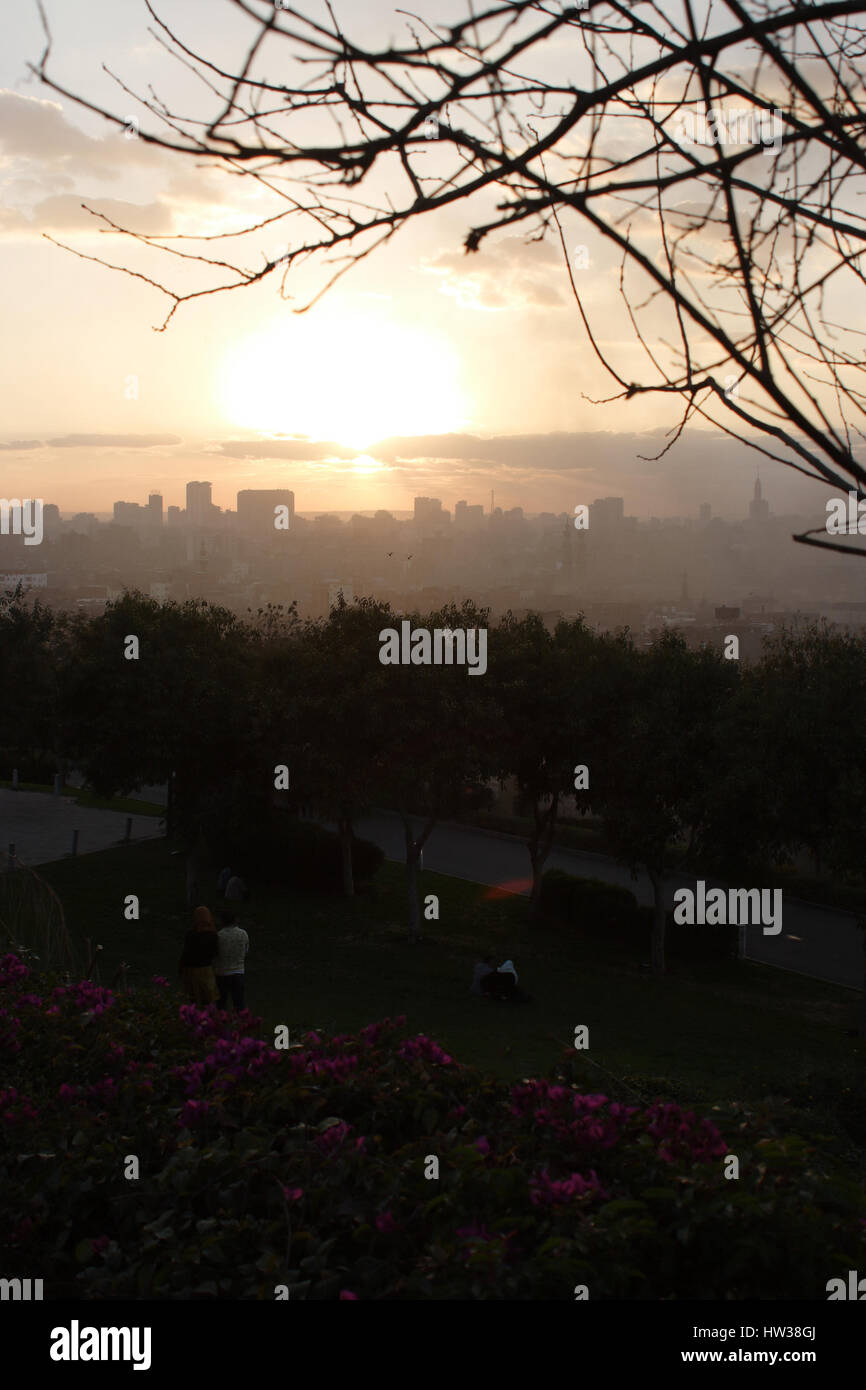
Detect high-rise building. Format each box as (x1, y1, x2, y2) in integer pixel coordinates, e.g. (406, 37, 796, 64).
(236, 489, 295, 536)
(186, 481, 213, 527)
(414, 497, 445, 534)
(589, 496, 624, 530)
(148, 493, 163, 525)
(454, 500, 484, 531)
(699, 502, 712, 523)
(166, 505, 182, 526)
(113, 500, 145, 526)
(749, 475, 769, 524)
(41, 504, 62, 536)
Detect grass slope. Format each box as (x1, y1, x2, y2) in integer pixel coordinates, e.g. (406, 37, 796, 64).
(31, 838, 863, 1124)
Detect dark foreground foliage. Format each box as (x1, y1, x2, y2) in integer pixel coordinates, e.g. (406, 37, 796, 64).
(1, 953, 862, 1299)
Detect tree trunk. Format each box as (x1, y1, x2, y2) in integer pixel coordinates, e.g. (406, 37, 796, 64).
(528, 847, 545, 919)
(527, 793, 559, 922)
(185, 825, 207, 910)
(402, 814, 436, 941)
(338, 814, 355, 898)
(406, 842, 422, 943)
(649, 869, 666, 976)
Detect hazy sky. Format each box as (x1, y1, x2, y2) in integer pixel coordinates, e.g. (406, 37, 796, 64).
(0, 0, 845, 525)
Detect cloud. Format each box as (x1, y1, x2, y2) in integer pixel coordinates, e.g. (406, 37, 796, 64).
(0, 91, 158, 179)
(215, 438, 358, 461)
(0, 92, 223, 237)
(369, 431, 660, 471)
(0, 439, 43, 451)
(45, 434, 183, 448)
(34, 196, 173, 235)
(423, 234, 567, 310)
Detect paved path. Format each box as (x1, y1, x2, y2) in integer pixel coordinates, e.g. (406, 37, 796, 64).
(352, 811, 865, 992)
(0, 788, 161, 867)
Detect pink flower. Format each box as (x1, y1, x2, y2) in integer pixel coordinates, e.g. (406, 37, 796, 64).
(375, 1210, 398, 1232)
(90, 1236, 110, 1255)
(339, 1290, 358, 1300)
(281, 1186, 303, 1203)
(475, 1136, 491, 1156)
(179, 1099, 210, 1127)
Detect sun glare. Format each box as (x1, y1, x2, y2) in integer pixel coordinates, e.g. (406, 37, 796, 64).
(218, 310, 468, 447)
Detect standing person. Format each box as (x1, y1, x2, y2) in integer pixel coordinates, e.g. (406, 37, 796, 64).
(215, 909, 249, 1011)
(224, 873, 248, 903)
(178, 906, 219, 1004)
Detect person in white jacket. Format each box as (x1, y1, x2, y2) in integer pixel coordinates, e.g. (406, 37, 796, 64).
(215, 910, 249, 1011)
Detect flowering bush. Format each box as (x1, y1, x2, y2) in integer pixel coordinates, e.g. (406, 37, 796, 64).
(0, 952, 863, 1299)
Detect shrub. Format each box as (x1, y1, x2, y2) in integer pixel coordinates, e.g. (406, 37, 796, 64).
(200, 797, 384, 891)
(1, 950, 862, 1300)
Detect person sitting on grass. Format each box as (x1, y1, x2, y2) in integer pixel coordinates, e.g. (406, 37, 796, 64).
(481, 958, 531, 1003)
(471, 955, 495, 995)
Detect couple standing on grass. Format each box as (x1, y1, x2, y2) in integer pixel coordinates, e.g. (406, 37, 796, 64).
(179, 905, 249, 1009)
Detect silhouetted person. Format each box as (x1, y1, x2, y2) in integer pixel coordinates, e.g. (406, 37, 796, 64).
(179, 906, 219, 1004)
(217, 865, 233, 894)
(481, 958, 530, 1003)
(471, 955, 495, 995)
(224, 873, 249, 903)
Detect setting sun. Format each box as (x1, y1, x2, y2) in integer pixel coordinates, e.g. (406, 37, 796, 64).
(217, 308, 469, 448)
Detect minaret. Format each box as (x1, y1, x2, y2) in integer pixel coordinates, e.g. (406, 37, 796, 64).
(749, 472, 769, 523)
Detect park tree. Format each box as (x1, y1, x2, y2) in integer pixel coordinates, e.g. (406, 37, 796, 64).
(34, 0, 866, 555)
(291, 595, 398, 897)
(60, 593, 257, 845)
(491, 612, 631, 918)
(0, 586, 71, 781)
(601, 629, 737, 974)
(752, 622, 866, 879)
(375, 600, 500, 941)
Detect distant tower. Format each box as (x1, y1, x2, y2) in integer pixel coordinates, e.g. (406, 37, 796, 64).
(749, 473, 770, 523)
(186, 480, 213, 527)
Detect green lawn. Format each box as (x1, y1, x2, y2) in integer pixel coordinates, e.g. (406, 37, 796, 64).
(29, 837, 864, 1142)
(0, 780, 164, 816)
